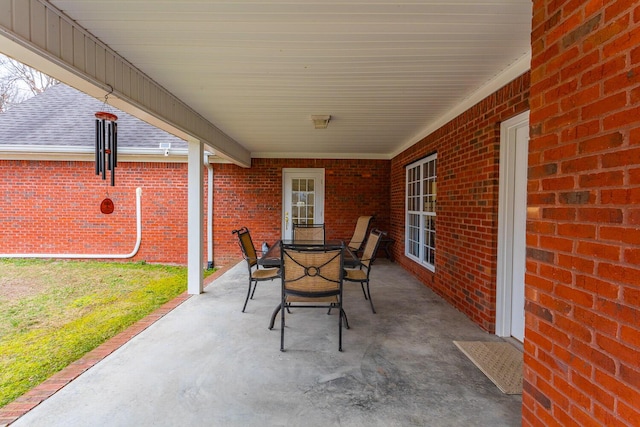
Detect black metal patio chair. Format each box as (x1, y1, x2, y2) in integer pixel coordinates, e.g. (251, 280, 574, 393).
(346, 215, 374, 255)
(232, 226, 280, 313)
(344, 229, 386, 313)
(278, 242, 347, 351)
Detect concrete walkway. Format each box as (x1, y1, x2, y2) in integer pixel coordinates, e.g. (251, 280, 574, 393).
(9, 259, 522, 427)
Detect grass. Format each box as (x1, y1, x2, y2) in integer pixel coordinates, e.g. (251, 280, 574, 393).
(0, 258, 216, 408)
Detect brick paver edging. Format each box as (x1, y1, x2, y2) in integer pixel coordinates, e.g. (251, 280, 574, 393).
(0, 262, 236, 427)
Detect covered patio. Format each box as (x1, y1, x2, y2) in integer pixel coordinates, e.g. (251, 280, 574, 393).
(7, 260, 521, 426)
(2, 1, 639, 424)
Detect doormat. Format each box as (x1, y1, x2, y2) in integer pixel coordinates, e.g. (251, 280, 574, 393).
(453, 341, 523, 394)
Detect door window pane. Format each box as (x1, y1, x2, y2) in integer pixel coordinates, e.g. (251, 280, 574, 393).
(291, 178, 317, 225)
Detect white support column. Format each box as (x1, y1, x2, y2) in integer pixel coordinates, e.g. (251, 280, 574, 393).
(205, 155, 214, 269)
(188, 139, 204, 294)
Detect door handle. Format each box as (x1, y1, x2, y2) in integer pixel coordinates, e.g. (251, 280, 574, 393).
(285, 212, 289, 230)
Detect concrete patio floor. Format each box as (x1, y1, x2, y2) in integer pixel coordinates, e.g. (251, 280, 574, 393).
(9, 259, 522, 427)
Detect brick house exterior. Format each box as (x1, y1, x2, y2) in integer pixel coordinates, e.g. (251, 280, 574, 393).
(0, 160, 194, 264)
(0, 83, 197, 265)
(1, 1, 639, 425)
(390, 73, 530, 333)
(212, 158, 391, 266)
(1, 157, 392, 266)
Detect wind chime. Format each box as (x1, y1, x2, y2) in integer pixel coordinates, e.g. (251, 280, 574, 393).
(95, 89, 118, 214)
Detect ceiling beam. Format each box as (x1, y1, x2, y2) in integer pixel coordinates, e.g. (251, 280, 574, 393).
(0, 0, 251, 167)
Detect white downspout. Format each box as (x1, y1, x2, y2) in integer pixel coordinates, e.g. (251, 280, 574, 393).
(205, 154, 214, 269)
(1, 187, 143, 259)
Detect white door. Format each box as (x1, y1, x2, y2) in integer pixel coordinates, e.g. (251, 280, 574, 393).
(510, 124, 528, 341)
(282, 168, 325, 240)
(497, 111, 529, 342)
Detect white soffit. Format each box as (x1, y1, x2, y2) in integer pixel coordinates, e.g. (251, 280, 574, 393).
(46, 0, 532, 159)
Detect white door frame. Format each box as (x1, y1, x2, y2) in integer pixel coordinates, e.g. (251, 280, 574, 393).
(281, 168, 325, 239)
(496, 110, 529, 338)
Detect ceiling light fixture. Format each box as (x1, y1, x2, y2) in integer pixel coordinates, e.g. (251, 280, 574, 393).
(310, 115, 331, 129)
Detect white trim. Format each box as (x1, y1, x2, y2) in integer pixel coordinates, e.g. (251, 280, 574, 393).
(0, 146, 231, 163)
(253, 151, 390, 160)
(496, 110, 529, 338)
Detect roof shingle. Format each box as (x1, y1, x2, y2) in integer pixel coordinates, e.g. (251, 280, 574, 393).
(0, 84, 186, 150)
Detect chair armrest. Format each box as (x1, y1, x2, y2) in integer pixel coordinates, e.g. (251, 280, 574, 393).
(345, 258, 367, 271)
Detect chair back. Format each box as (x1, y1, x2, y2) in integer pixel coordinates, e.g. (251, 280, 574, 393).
(293, 223, 325, 242)
(347, 215, 374, 252)
(281, 244, 343, 298)
(360, 229, 386, 268)
(232, 227, 258, 268)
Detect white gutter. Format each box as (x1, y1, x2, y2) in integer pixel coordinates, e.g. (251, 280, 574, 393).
(0, 145, 191, 162)
(1, 187, 143, 259)
(0, 144, 189, 156)
(0, 145, 233, 164)
(205, 154, 214, 269)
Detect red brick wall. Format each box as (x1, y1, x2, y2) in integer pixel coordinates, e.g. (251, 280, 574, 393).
(390, 73, 530, 332)
(0, 160, 199, 265)
(1, 158, 390, 267)
(525, 1, 640, 425)
(213, 158, 390, 265)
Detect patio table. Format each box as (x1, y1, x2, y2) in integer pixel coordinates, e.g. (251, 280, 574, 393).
(259, 239, 360, 269)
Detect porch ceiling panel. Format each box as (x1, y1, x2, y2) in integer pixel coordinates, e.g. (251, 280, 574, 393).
(50, 0, 532, 159)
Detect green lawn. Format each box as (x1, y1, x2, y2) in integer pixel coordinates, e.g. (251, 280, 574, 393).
(0, 259, 215, 407)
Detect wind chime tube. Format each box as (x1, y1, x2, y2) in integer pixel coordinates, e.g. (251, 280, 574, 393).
(101, 118, 107, 181)
(109, 122, 115, 186)
(95, 119, 100, 175)
(97, 118, 105, 177)
(113, 121, 118, 167)
(106, 121, 112, 171)
(112, 121, 117, 186)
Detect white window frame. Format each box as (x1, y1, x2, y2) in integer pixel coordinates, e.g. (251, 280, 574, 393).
(405, 153, 437, 271)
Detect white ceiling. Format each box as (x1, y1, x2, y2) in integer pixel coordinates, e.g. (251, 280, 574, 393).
(50, 0, 532, 159)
